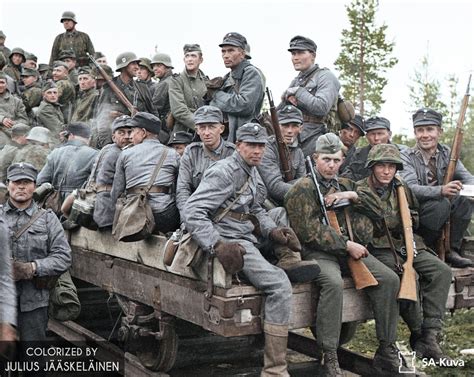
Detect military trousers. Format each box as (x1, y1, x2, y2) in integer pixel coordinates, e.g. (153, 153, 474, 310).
(235, 239, 293, 326)
(18, 306, 49, 341)
(370, 248, 452, 331)
(303, 250, 400, 351)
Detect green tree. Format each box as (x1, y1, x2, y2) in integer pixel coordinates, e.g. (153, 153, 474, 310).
(335, 0, 398, 117)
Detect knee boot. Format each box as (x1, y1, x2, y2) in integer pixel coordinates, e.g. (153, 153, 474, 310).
(261, 322, 289, 377)
(413, 328, 452, 360)
(275, 245, 320, 283)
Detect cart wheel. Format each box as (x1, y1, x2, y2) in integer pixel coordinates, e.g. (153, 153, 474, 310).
(136, 317, 178, 372)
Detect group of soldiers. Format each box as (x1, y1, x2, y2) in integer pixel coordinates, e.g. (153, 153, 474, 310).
(0, 10, 473, 377)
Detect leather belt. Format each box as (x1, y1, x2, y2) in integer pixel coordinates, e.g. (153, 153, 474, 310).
(215, 208, 251, 222)
(302, 114, 324, 123)
(128, 185, 169, 194)
(96, 184, 112, 193)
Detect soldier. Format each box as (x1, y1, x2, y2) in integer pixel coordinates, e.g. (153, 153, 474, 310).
(0, 30, 11, 59)
(0, 123, 29, 182)
(37, 122, 98, 203)
(111, 112, 180, 233)
(208, 32, 264, 143)
(0, 72, 28, 147)
(58, 49, 79, 87)
(176, 105, 235, 213)
(285, 134, 405, 376)
(341, 116, 399, 182)
(71, 66, 99, 123)
(38, 64, 52, 81)
(36, 81, 64, 144)
(151, 52, 175, 134)
(183, 123, 294, 376)
(2, 162, 71, 342)
(168, 44, 207, 134)
(137, 57, 157, 96)
(356, 144, 453, 362)
(91, 115, 132, 229)
(12, 127, 51, 172)
(52, 60, 76, 122)
(96, 52, 153, 148)
(3, 47, 26, 83)
(94, 51, 107, 65)
(400, 108, 473, 268)
(91, 63, 113, 91)
(281, 35, 340, 157)
(167, 130, 193, 156)
(20, 68, 42, 120)
(23, 52, 38, 70)
(338, 114, 365, 173)
(49, 11, 95, 67)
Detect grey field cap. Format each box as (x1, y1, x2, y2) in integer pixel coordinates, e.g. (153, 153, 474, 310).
(58, 49, 76, 60)
(278, 104, 303, 125)
(364, 116, 390, 132)
(130, 112, 161, 134)
(236, 123, 268, 144)
(11, 123, 30, 136)
(21, 68, 39, 77)
(168, 131, 194, 146)
(111, 115, 132, 133)
(288, 35, 317, 53)
(183, 44, 202, 54)
(342, 114, 365, 135)
(194, 106, 223, 125)
(7, 162, 38, 182)
(150, 52, 174, 69)
(412, 108, 442, 128)
(315, 133, 342, 154)
(219, 32, 247, 50)
(53, 60, 69, 70)
(27, 127, 51, 144)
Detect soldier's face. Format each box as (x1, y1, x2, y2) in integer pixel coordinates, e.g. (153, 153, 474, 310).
(64, 58, 76, 70)
(52, 66, 68, 81)
(130, 127, 146, 145)
(11, 53, 23, 66)
(291, 50, 315, 72)
(183, 52, 203, 73)
(96, 57, 107, 65)
(125, 62, 139, 78)
(372, 163, 397, 187)
(113, 128, 132, 148)
(62, 20, 75, 31)
(152, 63, 168, 79)
(339, 124, 362, 148)
(21, 75, 37, 87)
(236, 142, 266, 166)
(171, 144, 187, 156)
(280, 123, 302, 144)
(221, 46, 245, 69)
(24, 60, 37, 69)
(0, 79, 7, 94)
(196, 123, 224, 149)
(43, 88, 59, 103)
(314, 151, 344, 180)
(366, 129, 391, 146)
(7, 179, 35, 205)
(137, 66, 151, 81)
(78, 74, 96, 91)
(414, 125, 441, 153)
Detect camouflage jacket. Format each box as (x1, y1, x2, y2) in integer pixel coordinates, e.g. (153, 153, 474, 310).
(12, 143, 50, 173)
(284, 174, 373, 258)
(0, 141, 25, 182)
(71, 87, 99, 123)
(49, 30, 95, 66)
(22, 83, 42, 115)
(55, 77, 76, 121)
(37, 100, 64, 144)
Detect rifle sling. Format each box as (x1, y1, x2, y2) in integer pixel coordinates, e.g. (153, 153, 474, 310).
(382, 219, 404, 274)
(13, 209, 47, 241)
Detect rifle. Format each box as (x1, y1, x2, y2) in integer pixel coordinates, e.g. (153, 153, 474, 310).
(305, 156, 378, 289)
(266, 88, 293, 182)
(437, 74, 471, 261)
(396, 184, 418, 302)
(87, 52, 138, 117)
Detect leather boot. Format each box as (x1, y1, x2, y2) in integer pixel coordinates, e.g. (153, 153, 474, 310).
(322, 351, 343, 377)
(261, 322, 289, 377)
(373, 342, 415, 376)
(445, 250, 473, 268)
(275, 245, 320, 283)
(413, 328, 452, 360)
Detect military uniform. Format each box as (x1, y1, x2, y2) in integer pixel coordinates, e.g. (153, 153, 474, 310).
(0, 216, 16, 329)
(71, 86, 99, 123)
(49, 30, 94, 67)
(54, 75, 76, 122)
(12, 143, 50, 173)
(36, 99, 64, 143)
(0, 89, 29, 146)
(152, 70, 174, 123)
(22, 83, 42, 117)
(0, 141, 25, 182)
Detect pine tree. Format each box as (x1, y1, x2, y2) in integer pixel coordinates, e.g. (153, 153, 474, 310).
(335, 0, 398, 117)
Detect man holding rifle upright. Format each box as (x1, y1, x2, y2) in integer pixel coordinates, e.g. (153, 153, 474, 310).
(285, 134, 406, 376)
(400, 108, 473, 267)
(355, 144, 453, 363)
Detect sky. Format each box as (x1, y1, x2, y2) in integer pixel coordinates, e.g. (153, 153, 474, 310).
(1, 0, 472, 136)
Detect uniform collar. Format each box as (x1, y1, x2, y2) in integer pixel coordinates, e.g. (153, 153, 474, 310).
(5, 200, 37, 216)
(231, 59, 251, 80)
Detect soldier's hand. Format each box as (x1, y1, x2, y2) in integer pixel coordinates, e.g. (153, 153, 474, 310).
(12, 261, 35, 281)
(441, 180, 463, 198)
(110, 110, 124, 119)
(205, 76, 224, 90)
(287, 96, 298, 106)
(2, 118, 14, 128)
(270, 227, 302, 252)
(346, 241, 369, 260)
(213, 241, 246, 275)
(0, 323, 17, 358)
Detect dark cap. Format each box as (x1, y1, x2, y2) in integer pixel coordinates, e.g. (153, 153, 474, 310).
(130, 112, 161, 134)
(38, 64, 51, 73)
(77, 66, 92, 76)
(236, 123, 268, 144)
(183, 44, 202, 54)
(138, 57, 154, 75)
(342, 114, 365, 135)
(412, 108, 442, 128)
(168, 131, 194, 146)
(94, 51, 106, 59)
(42, 80, 57, 92)
(288, 35, 317, 53)
(315, 133, 342, 154)
(111, 115, 133, 133)
(91, 64, 113, 80)
(0, 72, 7, 81)
(7, 162, 38, 182)
(25, 52, 38, 62)
(194, 105, 223, 125)
(58, 49, 76, 60)
(277, 104, 303, 125)
(219, 32, 247, 50)
(67, 122, 91, 139)
(21, 68, 39, 77)
(364, 116, 390, 132)
(11, 123, 30, 136)
(53, 60, 69, 70)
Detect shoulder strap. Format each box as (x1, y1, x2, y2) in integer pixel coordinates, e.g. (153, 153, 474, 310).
(13, 209, 47, 240)
(145, 148, 169, 193)
(212, 176, 251, 223)
(86, 147, 109, 189)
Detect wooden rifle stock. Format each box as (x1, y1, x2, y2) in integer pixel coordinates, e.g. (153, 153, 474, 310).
(396, 184, 418, 302)
(437, 74, 471, 261)
(87, 52, 138, 116)
(266, 88, 293, 182)
(305, 157, 378, 290)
